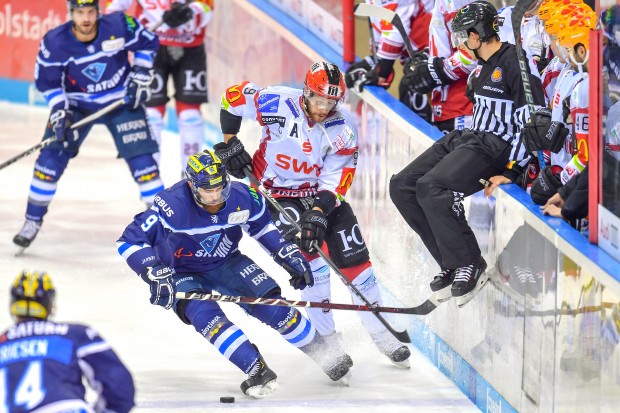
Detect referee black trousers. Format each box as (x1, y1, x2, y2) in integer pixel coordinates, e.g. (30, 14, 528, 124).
(389, 129, 512, 270)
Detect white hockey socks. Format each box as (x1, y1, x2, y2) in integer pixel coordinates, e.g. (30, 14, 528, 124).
(146, 107, 163, 164)
(178, 108, 204, 167)
(301, 257, 334, 336)
(349, 266, 386, 335)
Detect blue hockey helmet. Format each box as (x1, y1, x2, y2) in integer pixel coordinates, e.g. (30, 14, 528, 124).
(185, 150, 232, 206)
(67, 0, 99, 13)
(10, 270, 56, 321)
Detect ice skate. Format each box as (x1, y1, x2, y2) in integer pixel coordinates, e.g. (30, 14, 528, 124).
(240, 356, 278, 398)
(451, 256, 488, 307)
(429, 268, 455, 303)
(301, 333, 353, 382)
(13, 219, 42, 255)
(371, 330, 411, 368)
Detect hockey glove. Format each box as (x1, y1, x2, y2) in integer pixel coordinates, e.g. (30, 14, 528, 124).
(213, 136, 253, 179)
(530, 165, 563, 205)
(126, 66, 154, 110)
(521, 108, 569, 154)
(140, 263, 175, 309)
(162, 2, 194, 28)
(300, 209, 328, 253)
(50, 109, 78, 148)
(344, 56, 394, 93)
(403, 56, 454, 95)
(274, 244, 313, 290)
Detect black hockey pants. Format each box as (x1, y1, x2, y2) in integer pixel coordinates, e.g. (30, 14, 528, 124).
(389, 129, 513, 269)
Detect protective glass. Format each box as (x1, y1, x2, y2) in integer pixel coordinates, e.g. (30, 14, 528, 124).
(451, 30, 469, 48)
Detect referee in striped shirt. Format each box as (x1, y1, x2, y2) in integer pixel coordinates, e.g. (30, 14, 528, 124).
(389, 0, 545, 307)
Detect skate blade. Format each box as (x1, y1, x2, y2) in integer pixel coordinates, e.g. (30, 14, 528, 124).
(245, 380, 278, 399)
(332, 371, 351, 387)
(433, 285, 453, 303)
(14, 247, 27, 257)
(457, 272, 489, 308)
(390, 359, 411, 369)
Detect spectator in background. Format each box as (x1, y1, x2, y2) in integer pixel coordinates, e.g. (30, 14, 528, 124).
(344, 0, 435, 122)
(0, 270, 135, 412)
(106, 0, 214, 172)
(402, 0, 478, 133)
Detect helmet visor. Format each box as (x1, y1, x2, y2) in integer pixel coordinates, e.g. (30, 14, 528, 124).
(305, 90, 339, 111)
(451, 30, 469, 48)
(191, 175, 231, 206)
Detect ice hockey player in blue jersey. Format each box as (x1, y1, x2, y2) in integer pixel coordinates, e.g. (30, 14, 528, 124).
(13, 0, 164, 252)
(117, 150, 353, 397)
(0, 270, 135, 413)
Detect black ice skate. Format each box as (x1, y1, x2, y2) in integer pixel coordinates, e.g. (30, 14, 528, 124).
(13, 219, 42, 255)
(240, 356, 278, 398)
(451, 256, 488, 307)
(301, 333, 353, 382)
(429, 268, 455, 303)
(371, 330, 411, 368)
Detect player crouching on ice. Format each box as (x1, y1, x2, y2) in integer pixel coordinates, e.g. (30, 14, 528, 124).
(117, 150, 353, 397)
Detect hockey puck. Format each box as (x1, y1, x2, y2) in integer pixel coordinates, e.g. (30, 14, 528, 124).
(220, 396, 235, 403)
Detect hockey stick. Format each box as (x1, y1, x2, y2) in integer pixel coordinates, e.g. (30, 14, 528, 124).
(243, 167, 411, 343)
(176, 291, 441, 315)
(511, 0, 547, 168)
(368, 17, 378, 64)
(0, 97, 126, 171)
(354, 3, 416, 58)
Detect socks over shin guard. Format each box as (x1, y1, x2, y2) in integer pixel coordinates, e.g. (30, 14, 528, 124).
(184, 300, 260, 374)
(301, 257, 334, 336)
(349, 266, 387, 335)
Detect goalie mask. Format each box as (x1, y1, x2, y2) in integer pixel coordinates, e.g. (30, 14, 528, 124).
(186, 150, 232, 206)
(10, 270, 56, 321)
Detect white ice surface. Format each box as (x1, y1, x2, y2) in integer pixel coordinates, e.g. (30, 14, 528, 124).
(0, 102, 479, 412)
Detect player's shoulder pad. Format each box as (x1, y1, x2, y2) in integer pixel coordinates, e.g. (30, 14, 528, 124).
(230, 181, 264, 211)
(102, 11, 141, 36)
(222, 80, 260, 109)
(150, 181, 188, 221)
(40, 22, 73, 59)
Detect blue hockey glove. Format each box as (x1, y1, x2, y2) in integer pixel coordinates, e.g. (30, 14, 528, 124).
(274, 244, 313, 290)
(126, 66, 153, 110)
(140, 263, 175, 309)
(213, 136, 253, 179)
(49, 109, 78, 148)
(162, 2, 194, 28)
(300, 209, 328, 253)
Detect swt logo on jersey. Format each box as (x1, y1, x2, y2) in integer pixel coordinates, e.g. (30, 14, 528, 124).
(198, 234, 233, 258)
(274, 154, 319, 176)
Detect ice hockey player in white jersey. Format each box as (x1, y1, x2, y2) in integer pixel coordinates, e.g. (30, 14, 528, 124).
(117, 150, 353, 397)
(214, 62, 411, 368)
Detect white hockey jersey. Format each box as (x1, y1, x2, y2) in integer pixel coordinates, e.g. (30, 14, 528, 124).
(221, 82, 359, 203)
(105, 0, 213, 47)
